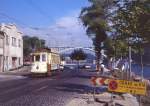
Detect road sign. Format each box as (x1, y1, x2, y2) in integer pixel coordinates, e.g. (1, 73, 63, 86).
(91, 77, 109, 86)
(108, 79, 147, 95)
(109, 80, 118, 90)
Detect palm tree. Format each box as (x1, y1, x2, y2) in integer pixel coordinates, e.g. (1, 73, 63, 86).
(80, 0, 111, 72)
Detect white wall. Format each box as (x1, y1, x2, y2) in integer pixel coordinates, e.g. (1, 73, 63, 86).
(0, 24, 23, 71)
(0, 49, 3, 55)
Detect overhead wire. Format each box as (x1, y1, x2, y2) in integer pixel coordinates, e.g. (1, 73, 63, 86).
(0, 12, 46, 31)
(0, 12, 28, 27)
(24, 0, 51, 21)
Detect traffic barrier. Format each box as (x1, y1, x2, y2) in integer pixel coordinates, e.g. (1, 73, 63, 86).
(91, 77, 109, 86)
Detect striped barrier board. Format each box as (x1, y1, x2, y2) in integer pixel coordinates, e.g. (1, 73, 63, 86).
(91, 77, 109, 86)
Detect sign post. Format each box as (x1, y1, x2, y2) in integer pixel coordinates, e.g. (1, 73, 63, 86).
(91, 77, 110, 101)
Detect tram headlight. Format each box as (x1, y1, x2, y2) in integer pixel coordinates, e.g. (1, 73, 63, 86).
(36, 66, 39, 70)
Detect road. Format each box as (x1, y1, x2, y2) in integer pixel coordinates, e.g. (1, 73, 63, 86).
(0, 68, 98, 106)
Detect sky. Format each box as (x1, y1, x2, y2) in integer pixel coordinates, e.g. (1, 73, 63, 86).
(0, 0, 92, 47)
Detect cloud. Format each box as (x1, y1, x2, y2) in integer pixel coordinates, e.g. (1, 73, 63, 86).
(21, 10, 92, 47)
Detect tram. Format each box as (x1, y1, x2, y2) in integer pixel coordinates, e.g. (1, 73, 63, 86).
(31, 48, 61, 76)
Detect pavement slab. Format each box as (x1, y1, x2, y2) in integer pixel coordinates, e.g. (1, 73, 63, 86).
(66, 98, 104, 106)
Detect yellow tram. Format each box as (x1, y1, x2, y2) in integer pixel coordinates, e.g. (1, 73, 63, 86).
(31, 48, 61, 76)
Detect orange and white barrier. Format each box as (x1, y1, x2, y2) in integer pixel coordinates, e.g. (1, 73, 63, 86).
(91, 77, 109, 86)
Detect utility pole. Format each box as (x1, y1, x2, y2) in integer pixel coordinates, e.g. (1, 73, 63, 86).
(140, 46, 144, 81)
(129, 46, 132, 80)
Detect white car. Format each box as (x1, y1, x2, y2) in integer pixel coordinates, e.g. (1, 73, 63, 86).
(85, 65, 91, 69)
(59, 65, 64, 71)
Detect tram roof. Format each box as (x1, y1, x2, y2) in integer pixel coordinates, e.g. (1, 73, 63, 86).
(31, 48, 59, 54)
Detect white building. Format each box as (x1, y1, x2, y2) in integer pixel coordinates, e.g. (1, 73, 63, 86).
(0, 23, 23, 72)
(0, 31, 4, 72)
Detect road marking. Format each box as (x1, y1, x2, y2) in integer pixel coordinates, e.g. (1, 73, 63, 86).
(34, 86, 48, 92)
(0, 78, 52, 95)
(27, 78, 53, 86)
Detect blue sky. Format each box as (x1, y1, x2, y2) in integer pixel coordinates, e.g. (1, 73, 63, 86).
(0, 0, 88, 27)
(0, 0, 92, 47)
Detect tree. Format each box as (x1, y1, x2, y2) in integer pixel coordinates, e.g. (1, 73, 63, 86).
(104, 38, 128, 59)
(112, 0, 150, 48)
(23, 35, 46, 57)
(70, 49, 87, 61)
(80, 0, 112, 71)
(109, 0, 150, 56)
(108, 0, 150, 79)
(30, 36, 46, 51)
(23, 36, 32, 57)
(70, 49, 87, 70)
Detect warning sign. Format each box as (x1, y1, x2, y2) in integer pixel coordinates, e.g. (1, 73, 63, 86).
(108, 79, 147, 95)
(109, 80, 118, 90)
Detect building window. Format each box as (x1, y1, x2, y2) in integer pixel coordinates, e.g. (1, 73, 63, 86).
(0, 38, 3, 48)
(14, 38, 16, 46)
(18, 39, 21, 47)
(5, 56, 8, 68)
(19, 57, 21, 65)
(12, 37, 16, 46)
(12, 37, 14, 46)
(6, 35, 9, 45)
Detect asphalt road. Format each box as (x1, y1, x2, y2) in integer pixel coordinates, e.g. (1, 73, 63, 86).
(0, 69, 98, 106)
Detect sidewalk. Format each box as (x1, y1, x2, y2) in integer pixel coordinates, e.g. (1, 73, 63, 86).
(66, 98, 104, 106)
(65, 69, 140, 106)
(0, 66, 31, 76)
(0, 74, 26, 82)
(66, 92, 139, 106)
(0, 66, 31, 82)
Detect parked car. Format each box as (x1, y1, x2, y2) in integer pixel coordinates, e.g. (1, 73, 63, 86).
(84, 65, 91, 69)
(24, 61, 32, 66)
(59, 65, 64, 71)
(80, 64, 91, 69)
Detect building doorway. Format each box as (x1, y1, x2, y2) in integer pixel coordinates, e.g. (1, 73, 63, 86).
(12, 57, 17, 69)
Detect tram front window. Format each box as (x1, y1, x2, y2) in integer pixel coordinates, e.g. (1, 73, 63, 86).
(35, 55, 40, 62)
(42, 54, 46, 62)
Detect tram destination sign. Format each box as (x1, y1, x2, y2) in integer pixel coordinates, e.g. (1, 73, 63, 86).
(108, 79, 147, 95)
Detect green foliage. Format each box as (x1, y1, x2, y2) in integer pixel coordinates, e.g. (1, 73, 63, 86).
(70, 49, 87, 61)
(80, 0, 150, 61)
(23, 35, 46, 57)
(104, 38, 128, 58)
(115, 40, 128, 58)
(80, 0, 109, 41)
(80, 0, 112, 70)
(112, 0, 150, 45)
(105, 0, 150, 58)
